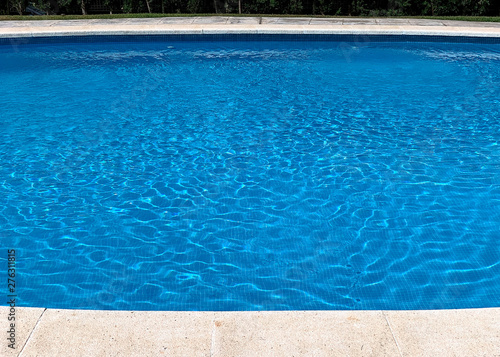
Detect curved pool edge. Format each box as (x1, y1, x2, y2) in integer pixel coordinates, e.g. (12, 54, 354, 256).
(2, 17, 500, 355)
(0, 17, 500, 39)
(2, 306, 499, 356)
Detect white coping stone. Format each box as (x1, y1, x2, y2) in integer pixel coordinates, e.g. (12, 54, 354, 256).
(1, 27, 500, 38)
(1, 307, 499, 356)
(0, 17, 499, 38)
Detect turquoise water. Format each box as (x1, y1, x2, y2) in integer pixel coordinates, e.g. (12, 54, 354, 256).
(1, 37, 499, 310)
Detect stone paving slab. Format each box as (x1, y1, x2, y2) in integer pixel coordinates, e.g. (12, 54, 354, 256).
(386, 309, 500, 357)
(1, 307, 499, 356)
(441, 20, 500, 28)
(407, 19, 445, 26)
(340, 18, 379, 25)
(0, 25, 499, 38)
(0, 307, 45, 357)
(261, 17, 312, 25)
(19, 309, 215, 357)
(211, 311, 399, 356)
(157, 17, 196, 24)
(227, 17, 261, 24)
(308, 18, 344, 25)
(374, 18, 411, 24)
(193, 16, 229, 24)
(0, 17, 499, 38)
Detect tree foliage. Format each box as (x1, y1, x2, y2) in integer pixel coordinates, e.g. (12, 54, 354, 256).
(1, 0, 499, 16)
(8, 0, 24, 14)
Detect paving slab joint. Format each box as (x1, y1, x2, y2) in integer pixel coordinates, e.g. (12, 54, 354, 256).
(383, 311, 403, 357)
(210, 315, 216, 357)
(18, 308, 47, 357)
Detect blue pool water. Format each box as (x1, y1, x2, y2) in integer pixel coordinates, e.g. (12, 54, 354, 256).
(1, 36, 499, 311)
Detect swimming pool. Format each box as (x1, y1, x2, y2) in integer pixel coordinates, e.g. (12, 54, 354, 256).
(1, 35, 499, 311)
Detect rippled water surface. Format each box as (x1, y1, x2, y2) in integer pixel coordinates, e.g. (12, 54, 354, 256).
(1, 37, 499, 310)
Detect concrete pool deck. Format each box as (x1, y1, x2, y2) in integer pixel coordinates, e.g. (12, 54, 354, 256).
(1, 16, 500, 356)
(0, 17, 500, 38)
(2, 307, 500, 356)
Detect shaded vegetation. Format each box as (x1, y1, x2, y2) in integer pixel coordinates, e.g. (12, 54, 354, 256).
(2, 14, 500, 22)
(1, 0, 499, 17)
